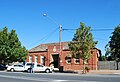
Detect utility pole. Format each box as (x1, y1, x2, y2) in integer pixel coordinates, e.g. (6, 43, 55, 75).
(59, 25, 62, 72)
(59, 25, 62, 55)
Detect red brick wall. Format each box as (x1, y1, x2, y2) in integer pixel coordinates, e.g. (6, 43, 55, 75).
(60, 49, 98, 70)
(27, 45, 98, 71)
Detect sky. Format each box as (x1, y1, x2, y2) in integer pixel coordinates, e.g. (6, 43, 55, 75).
(0, 0, 120, 55)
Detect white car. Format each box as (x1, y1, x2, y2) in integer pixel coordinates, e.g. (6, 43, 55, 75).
(27, 64, 53, 73)
(7, 64, 25, 72)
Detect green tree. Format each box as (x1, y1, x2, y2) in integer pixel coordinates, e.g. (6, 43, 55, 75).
(0, 27, 28, 64)
(108, 25, 120, 70)
(68, 22, 97, 74)
(105, 44, 111, 58)
(0, 27, 9, 63)
(104, 44, 113, 61)
(101, 55, 107, 61)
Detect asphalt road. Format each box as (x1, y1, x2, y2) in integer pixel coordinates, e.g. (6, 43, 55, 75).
(0, 71, 120, 82)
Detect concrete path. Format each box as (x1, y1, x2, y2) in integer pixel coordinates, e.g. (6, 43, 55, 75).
(87, 70, 120, 74)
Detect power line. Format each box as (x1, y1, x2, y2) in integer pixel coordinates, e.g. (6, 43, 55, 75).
(62, 29, 75, 34)
(28, 27, 113, 49)
(63, 29, 76, 30)
(63, 28, 114, 31)
(91, 29, 114, 31)
(28, 27, 59, 48)
(40, 27, 59, 43)
(62, 28, 111, 42)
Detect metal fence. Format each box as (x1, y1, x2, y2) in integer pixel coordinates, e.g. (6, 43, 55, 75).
(98, 61, 120, 70)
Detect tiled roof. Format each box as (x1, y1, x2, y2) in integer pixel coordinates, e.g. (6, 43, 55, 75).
(29, 45, 48, 52)
(29, 42, 70, 52)
(29, 41, 100, 53)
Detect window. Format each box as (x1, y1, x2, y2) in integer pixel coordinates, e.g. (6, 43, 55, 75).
(18, 65, 23, 67)
(35, 55, 38, 63)
(14, 65, 23, 67)
(14, 65, 18, 67)
(65, 54, 72, 64)
(29, 56, 32, 62)
(26, 63, 34, 66)
(37, 64, 43, 67)
(41, 55, 45, 65)
(74, 58, 80, 64)
(66, 57, 71, 64)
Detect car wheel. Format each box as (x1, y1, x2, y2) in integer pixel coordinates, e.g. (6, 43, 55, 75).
(45, 69, 50, 73)
(10, 68, 14, 72)
(27, 68, 30, 73)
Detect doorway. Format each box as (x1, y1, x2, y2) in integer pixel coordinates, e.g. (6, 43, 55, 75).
(52, 54, 59, 68)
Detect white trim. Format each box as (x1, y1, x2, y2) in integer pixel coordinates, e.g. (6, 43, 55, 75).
(74, 58, 80, 64)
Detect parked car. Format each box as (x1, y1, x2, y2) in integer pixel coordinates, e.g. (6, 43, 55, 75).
(27, 64, 53, 73)
(7, 64, 25, 72)
(0, 64, 7, 70)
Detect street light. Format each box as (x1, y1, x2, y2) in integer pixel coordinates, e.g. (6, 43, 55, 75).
(43, 13, 59, 27)
(43, 13, 62, 68)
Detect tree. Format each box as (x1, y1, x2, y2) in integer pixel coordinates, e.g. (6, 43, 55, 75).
(0, 27, 9, 63)
(0, 27, 28, 64)
(108, 24, 120, 70)
(68, 22, 97, 74)
(105, 44, 111, 58)
(104, 44, 113, 61)
(101, 55, 107, 61)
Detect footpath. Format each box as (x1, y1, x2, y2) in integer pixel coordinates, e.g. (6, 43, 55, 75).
(87, 70, 120, 74)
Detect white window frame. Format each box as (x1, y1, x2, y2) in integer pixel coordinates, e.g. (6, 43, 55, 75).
(41, 55, 45, 65)
(35, 55, 38, 63)
(74, 58, 80, 64)
(66, 57, 71, 64)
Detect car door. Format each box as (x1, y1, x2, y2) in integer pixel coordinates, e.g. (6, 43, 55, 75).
(14, 65, 19, 71)
(14, 65, 24, 71)
(37, 64, 45, 72)
(18, 65, 24, 71)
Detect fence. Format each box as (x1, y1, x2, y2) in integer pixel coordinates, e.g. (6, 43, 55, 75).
(98, 61, 120, 70)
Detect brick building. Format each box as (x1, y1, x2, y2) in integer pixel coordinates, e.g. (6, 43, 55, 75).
(26, 42, 100, 71)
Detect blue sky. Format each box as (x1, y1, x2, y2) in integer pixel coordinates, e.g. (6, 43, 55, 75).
(0, 0, 120, 55)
